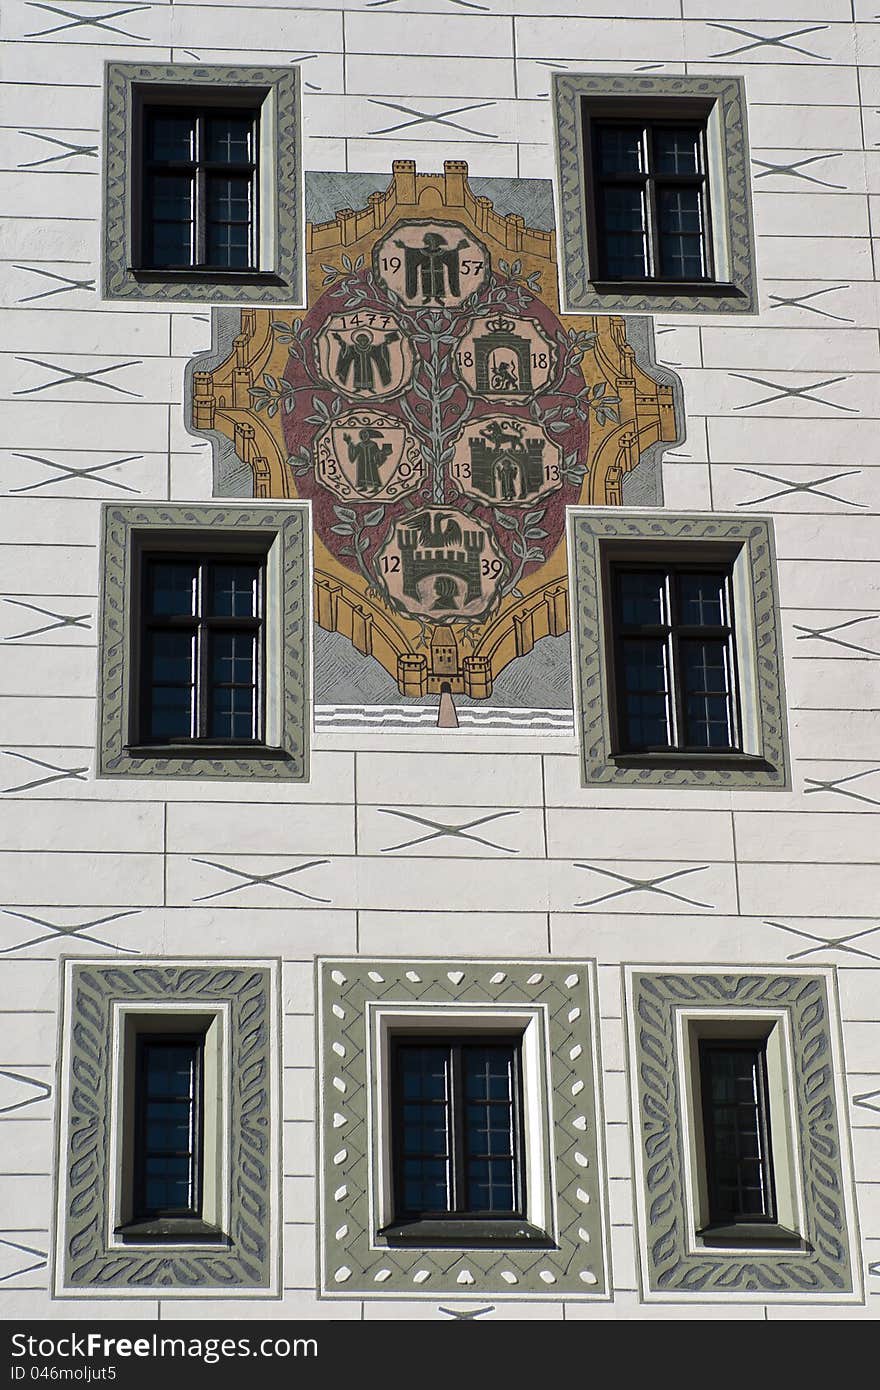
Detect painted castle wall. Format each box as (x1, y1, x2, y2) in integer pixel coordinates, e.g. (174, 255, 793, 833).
(1, 0, 878, 1320)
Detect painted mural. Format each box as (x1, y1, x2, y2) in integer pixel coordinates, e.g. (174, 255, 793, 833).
(190, 160, 680, 714)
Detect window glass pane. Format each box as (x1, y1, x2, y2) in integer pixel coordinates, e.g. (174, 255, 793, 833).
(678, 572, 726, 627)
(209, 563, 259, 617)
(206, 175, 252, 268)
(210, 633, 255, 687)
(621, 638, 671, 748)
(139, 1041, 199, 1215)
(209, 687, 256, 741)
(600, 186, 648, 278)
(149, 173, 194, 225)
(467, 1159, 515, 1213)
(702, 1046, 773, 1221)
(403, 1158, 449, 1214)
(208, 633, 256, 739)
(147, 222, 192, 268)
(463, 1047, 516, 1214)
(207, 177, 252, 224)
(145, 174, 194, 267)
(617, 571, 666, 627)
(206, 114, 254, 164)
(653, 126, 701, 174)
(146, 113, 195, 162)
(682, 639, 733, 748)
(398, 1047, 450, 1213)
(657, 187, 705, 279)
(147, 562, 198, 617)
(146, 632, 195, 740)
(596, 124, 644, 174)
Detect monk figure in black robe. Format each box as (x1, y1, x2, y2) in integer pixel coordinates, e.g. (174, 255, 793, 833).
(342, 427, 393, 492)
(332, 329, 399, 393)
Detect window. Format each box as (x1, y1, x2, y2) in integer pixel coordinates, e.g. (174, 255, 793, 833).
(139, 555, 264, 746)
(97, 503, 309, 781)
(552, 74, 756, 314)
(133, 1035, 204, 1222)
(104, 64, 302, 303)
(568, 511, 790, 788)
(141, 106, 259, 272)
(387, 1037, 533, 1240)
(318, 959, 610, 1298)
(591, 118, 711, 283)
(54, 960, 279, 1296)
(699, 1040, 775, 1228)
(611, 563, 739, 754)
(624, 968, 861, 1302)
(115, 1011, 223, 1242)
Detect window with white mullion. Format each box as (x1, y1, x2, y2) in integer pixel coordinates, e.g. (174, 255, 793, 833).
(593, 117, 710, 284)
(140, 555, 263, 746)
(392, 1039, 522, 1221)
(142, 105, 258, 272)
(699, 1040, 777, 1226)
(613, 564, 740, 754)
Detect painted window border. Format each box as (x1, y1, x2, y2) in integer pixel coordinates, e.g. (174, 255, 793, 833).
(54, 959, 280, 1297)
(623, 967, 862, 1302)
(103, 63, 302, 304)
(567, 509, 790, 788)
(552, 74, 757, 315)
(317, 958, 611, 1300)
(96, 502, 310, 781)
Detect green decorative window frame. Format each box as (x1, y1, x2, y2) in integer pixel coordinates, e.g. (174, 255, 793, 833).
(552, 74, 757, 315)
(103, 63, 302, 304)
(97, 503, 310, 781)
(567, 510, 790, 788)
(54, 960, 280, 1297)
(317, 958, 610, 1300)
(624, 968, 862, 1302)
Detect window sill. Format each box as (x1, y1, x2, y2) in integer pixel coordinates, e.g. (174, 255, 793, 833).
(124, 742, 291, 760)
(589, 279, 744, 298)
(377, 1218, 555, 1248)
(115, 1218, 228, 1244)
(128, 267, 286, 286)
(697, 1222, 809, 1251)
(610, 751, 773, 772)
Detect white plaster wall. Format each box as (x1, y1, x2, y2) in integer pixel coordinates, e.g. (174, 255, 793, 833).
(0, 0, 878, 1321)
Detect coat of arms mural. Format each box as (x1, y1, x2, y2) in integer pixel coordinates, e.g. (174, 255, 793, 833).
(189, 160, 681, 722)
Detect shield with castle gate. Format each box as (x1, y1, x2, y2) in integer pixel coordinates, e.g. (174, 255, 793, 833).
(189, 159, 681, 706)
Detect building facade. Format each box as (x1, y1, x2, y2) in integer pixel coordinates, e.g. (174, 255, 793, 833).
(1, 0, 878, 1322)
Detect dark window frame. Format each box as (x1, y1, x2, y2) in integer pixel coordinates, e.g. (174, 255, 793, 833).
(391, 1035, 526, 1221)
(698, 1039, 777, 1230)
(129, 84, 277, 284)
(133, 550, 266, 749)
(579, 95, 737, 298)
(139, 103, 259, 273)
(606, 553, 742, 757)
(132, 1033, 205, 1222)
(591, 116, 712, 283)
(382, 1034, 551, 1247)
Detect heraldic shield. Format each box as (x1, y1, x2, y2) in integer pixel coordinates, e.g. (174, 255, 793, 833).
(190, 159, 680, 705)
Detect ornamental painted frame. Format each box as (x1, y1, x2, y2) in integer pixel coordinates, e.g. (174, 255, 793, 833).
(53, 960, 280, 1296)
(567, 510, 790, 788)
(103, 63, 302, 304)
(552, 73, 757, 315)
(317, 958, 611, 1300)
(624, 967, 862, 1301)
(96, 503, 310, 781)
